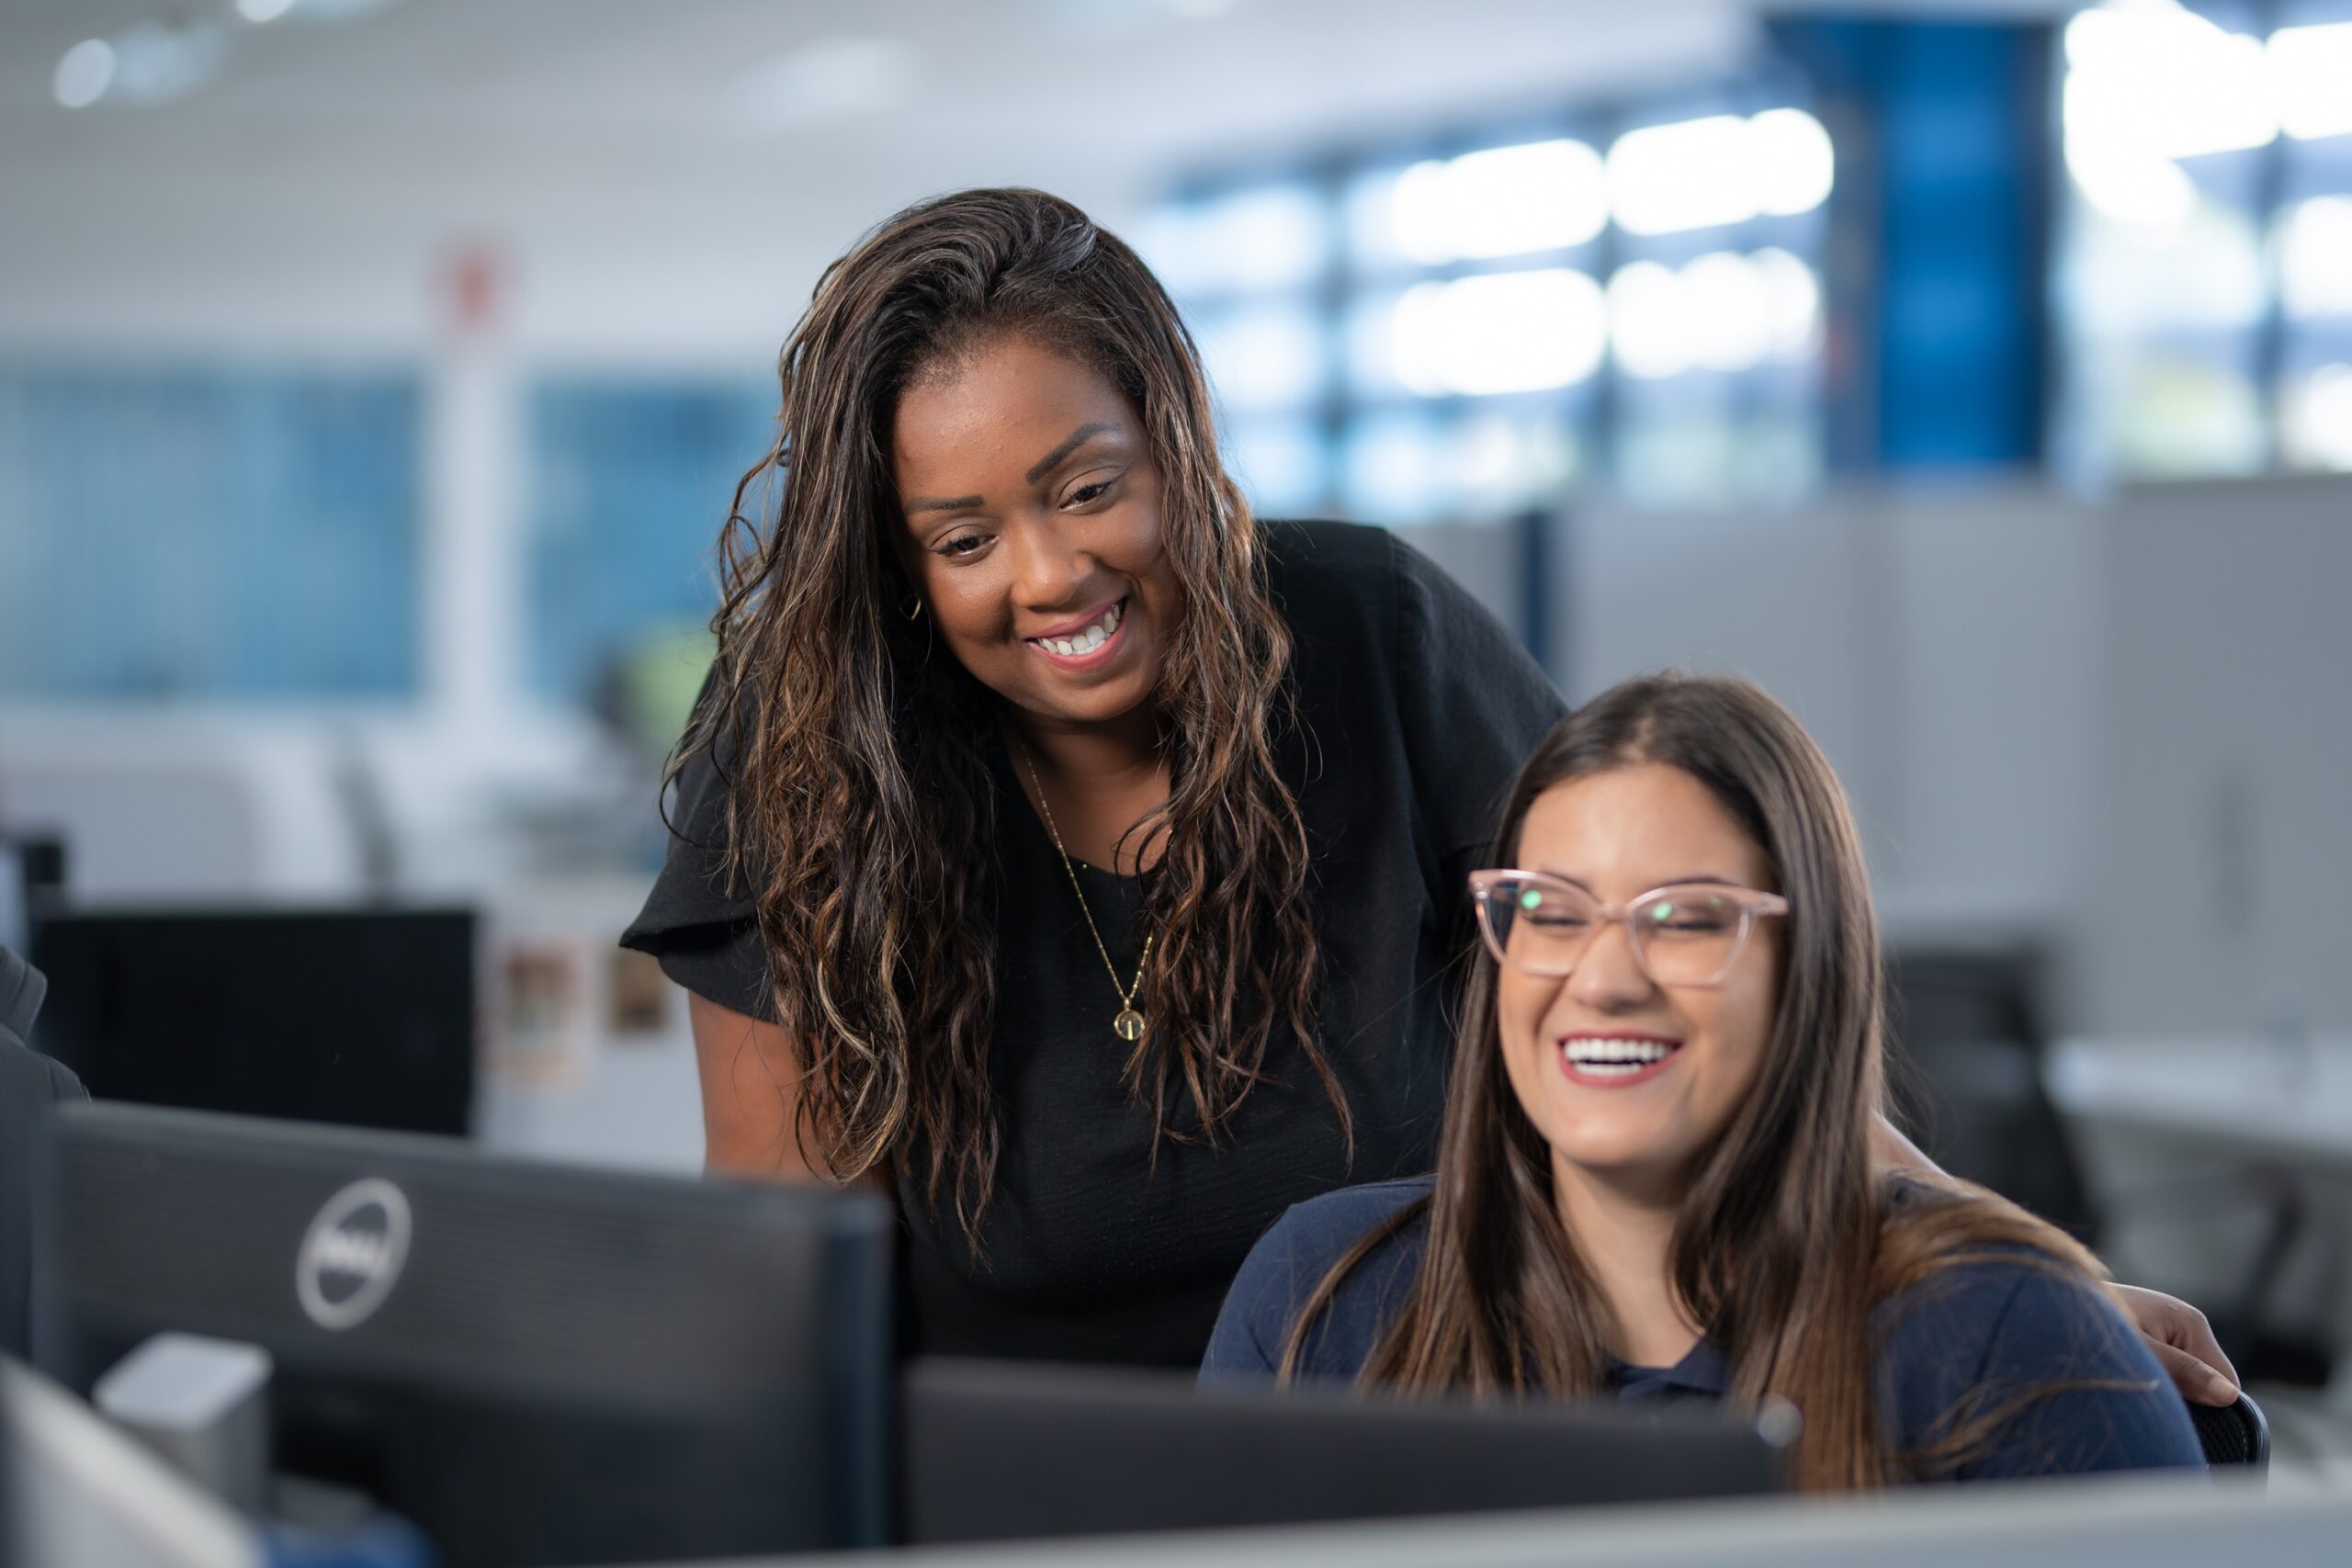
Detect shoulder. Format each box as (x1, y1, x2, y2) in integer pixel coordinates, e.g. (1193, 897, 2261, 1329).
(1256, 519, 1405, 645)
(1257, 518, 1488, 640)
(1259, 517, 1401, 592)
(1258, 518, 1563, 795)
(1875, 1252, 2204, 1480)
(1260, 1174, 1435, 1265)
(1200, 1176, 1432, 1383)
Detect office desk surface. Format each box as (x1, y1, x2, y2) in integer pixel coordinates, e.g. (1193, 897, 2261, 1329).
(2046, 1034, 2352, 1173)
(647, 1473, 2336, 1568)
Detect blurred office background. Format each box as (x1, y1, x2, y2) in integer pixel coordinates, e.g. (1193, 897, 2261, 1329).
(2, 0, 2349, 1466)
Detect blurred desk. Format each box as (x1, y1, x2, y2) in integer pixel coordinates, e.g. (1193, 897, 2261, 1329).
(679, 1474, 2335, 1568)
(2046, 1034, 2352, 1173)
(2048, 1033, 2352, 1412)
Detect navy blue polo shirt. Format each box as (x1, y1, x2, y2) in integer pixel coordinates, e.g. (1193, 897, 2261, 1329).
(1201, 1176, 2205, 1483)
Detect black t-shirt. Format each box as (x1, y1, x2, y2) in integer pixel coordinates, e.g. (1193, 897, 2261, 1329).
(621, 520, 1565, 1367)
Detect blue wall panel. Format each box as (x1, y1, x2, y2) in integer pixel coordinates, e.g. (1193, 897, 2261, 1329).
(0, 368, 421, 701)
(526, 380, 774, 705)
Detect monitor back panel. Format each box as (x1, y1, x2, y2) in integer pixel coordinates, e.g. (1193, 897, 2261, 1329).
(35, 1103, 893, 1567)
(31, 908, 473, 1135)
(899, 1356, 1789, 1545)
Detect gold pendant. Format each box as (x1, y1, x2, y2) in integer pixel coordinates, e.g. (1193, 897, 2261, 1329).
(1113, 1008, 1146, 1043)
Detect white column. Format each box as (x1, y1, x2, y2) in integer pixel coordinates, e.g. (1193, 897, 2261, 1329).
(420, 246, 524, 742)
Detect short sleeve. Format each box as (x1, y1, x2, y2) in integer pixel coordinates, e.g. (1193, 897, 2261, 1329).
(618, 676, 775, 1021)
(1199, 1210, 1312, 1381)
(1385, 533, 1567, 929)
(1879, 1261, 2206, 1482)
(1200, 1179, 1432, 1385)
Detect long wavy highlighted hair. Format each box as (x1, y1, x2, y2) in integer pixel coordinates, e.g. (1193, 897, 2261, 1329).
(1282, 673, 2120, 1488)
(670, 188, 1339, 1237)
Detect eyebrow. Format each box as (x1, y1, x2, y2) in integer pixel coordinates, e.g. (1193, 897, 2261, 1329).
(1532, 869, 1757, 892)
(903, 492, 983, 517)
(900, 422, 1122, 520)
(1024, 422, 1116, 484)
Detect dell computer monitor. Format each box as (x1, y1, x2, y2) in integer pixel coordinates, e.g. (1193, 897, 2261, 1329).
(33, 1103, 894, 1568)
(29, 907, 474, 1135)
(899, 1356, 1792, 1545)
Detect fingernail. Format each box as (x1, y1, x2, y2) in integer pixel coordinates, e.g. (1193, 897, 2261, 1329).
(2207, 1374, 2240, 1404)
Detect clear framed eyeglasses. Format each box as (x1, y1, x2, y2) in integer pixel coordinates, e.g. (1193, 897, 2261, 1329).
(1465, 870, 1789, 988)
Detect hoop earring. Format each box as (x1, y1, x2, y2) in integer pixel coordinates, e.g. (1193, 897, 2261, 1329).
(901, 593, 925, 623)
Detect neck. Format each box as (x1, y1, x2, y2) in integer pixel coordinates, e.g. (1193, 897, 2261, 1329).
(1001, 705, 1171, 874)
(1001, 705, 1164, 789)
(1550, 1155, 1703, 1370)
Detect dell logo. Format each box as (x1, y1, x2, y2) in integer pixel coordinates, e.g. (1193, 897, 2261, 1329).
(295, 1178, 413, 1332)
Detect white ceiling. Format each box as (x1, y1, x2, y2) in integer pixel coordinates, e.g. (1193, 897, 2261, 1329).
(0, 0, 2078, 363)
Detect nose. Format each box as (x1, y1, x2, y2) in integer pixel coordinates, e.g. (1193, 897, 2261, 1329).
(1565, 917, 1657, 1012)
(1005, 512, 1091, 611)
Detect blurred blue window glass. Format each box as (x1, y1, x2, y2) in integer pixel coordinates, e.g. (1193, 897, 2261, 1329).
(0, 368, 420, 701)
(1225, 417, 1329, 517)
(1133, 184, 1330, 302)
(1191, 301, 1327, 413)
(1144, 85, 1835, 520)
(1340, 411, 1447, 525)
(2057, 0, 2352, 479)
(527, 380, 773, 706)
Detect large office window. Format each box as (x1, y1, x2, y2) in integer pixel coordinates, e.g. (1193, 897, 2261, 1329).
(526, 379, 773, 709)
(2056, 0, 2352, 479)
(1136, 88, 1833, 523)
(0, 367, 421, 701)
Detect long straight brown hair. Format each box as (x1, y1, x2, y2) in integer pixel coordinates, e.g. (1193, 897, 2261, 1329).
(1282, 673, 2115, 1488)
(670, 188, 1340, 1238)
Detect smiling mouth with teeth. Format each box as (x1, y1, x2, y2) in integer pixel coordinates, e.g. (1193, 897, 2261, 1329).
(1029, 597, 1125, 659)
(1559, 1037, 1684, 1079)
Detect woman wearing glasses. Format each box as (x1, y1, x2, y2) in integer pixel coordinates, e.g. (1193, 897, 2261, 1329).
(1203, 675, 2204, 1483)
(623, 188, 2232, 1398)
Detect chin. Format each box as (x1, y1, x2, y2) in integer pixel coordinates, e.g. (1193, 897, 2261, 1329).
(1541, 1115, 1698, 1186)
(1018, 672, 1155, 727)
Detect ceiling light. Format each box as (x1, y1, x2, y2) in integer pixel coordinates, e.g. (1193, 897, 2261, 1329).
(53, 39, 116, 108)
(2064, 3, 2277, 159)
(740, 37, 915, 129)
(2270, 24, 2352, 141)
(2279, 197, 2352, 320)
(1392, 140, 1608, 264)
(1607, 110, 1834, 237)
(2065, 136, 2197, 232)
(1681, 251, 1770, 373)
(1394, 269, 1608, 396)
(1749, 109, 1835, 219)
(1608, 261, 1689, 379)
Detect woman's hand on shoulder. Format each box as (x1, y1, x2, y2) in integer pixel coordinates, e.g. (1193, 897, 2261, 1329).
(2110, 1282, 2239, 1406)
(1869, 1111, 2238, 1405)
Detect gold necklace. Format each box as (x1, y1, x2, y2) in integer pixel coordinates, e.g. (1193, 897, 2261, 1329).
(1014, 741, 1154, 1043)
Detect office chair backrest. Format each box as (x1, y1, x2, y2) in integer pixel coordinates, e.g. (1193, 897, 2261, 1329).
(1883, 944, 2101, 1246)
(2190, 1392, 2269, 1470)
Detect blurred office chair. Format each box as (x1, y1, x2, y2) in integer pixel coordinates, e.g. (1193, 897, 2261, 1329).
(2190, 1391, 2269, 1471)
(1883, 945, 2100, 1246)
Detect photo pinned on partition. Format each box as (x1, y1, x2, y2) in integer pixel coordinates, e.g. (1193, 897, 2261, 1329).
(606, 948, 674, 1042)
(490, 934, 597, 1090)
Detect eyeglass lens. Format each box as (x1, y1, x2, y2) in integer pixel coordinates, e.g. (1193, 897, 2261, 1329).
(1483, 879, 1750, 985)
